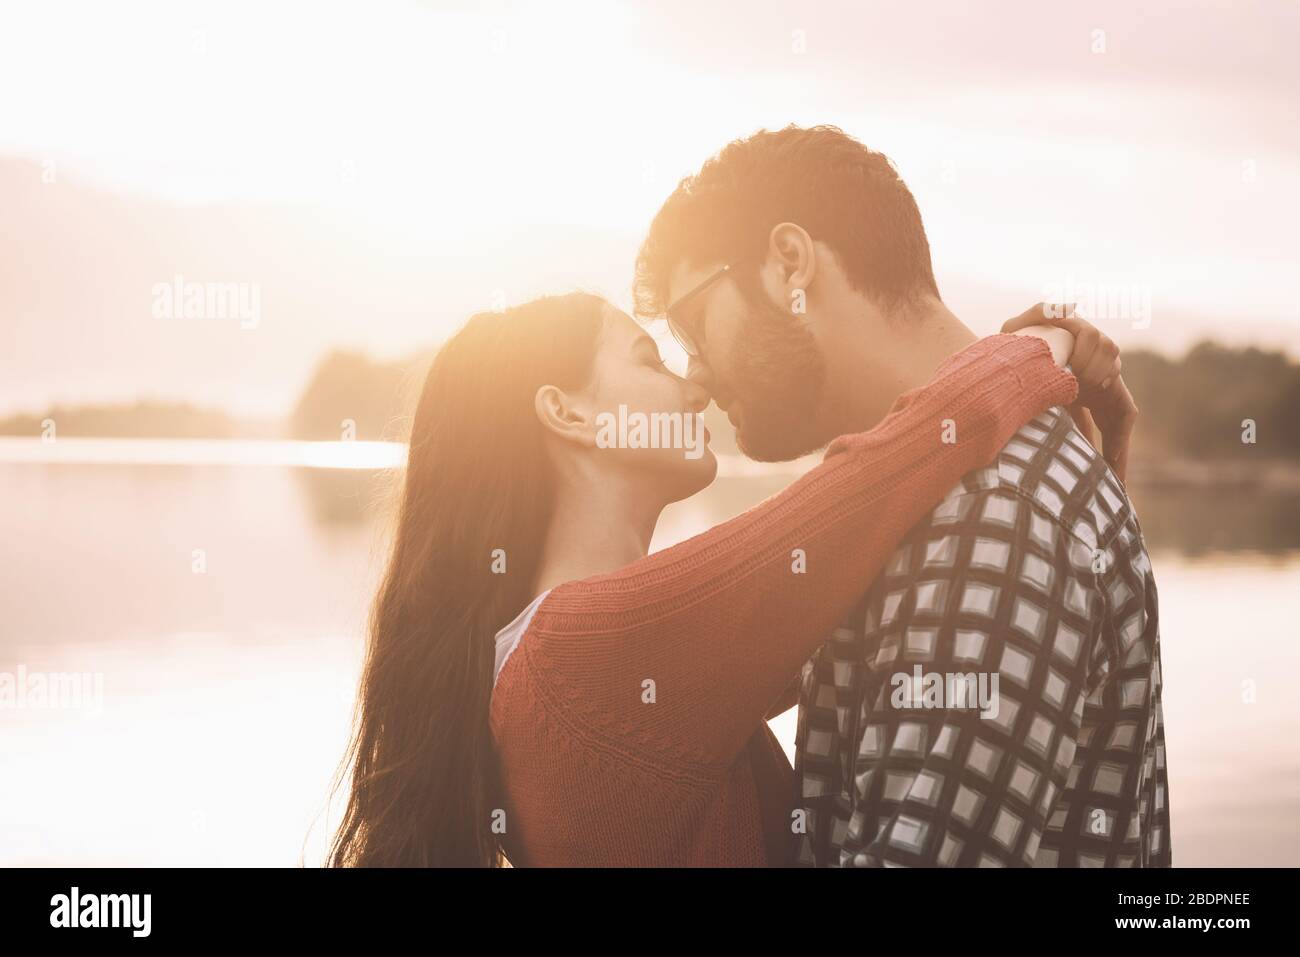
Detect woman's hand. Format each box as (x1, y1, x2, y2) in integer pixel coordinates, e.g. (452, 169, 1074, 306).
(1004, 322, 1075, 367)
(1002, 303, 1139, 482)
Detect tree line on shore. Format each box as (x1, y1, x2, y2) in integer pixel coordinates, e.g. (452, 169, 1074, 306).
(5, 340, 1298, 461)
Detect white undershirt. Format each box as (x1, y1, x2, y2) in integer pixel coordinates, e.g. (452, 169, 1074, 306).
(492, 589, 552, 690)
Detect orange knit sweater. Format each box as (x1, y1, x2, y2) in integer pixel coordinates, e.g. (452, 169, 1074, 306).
(490, 334, 1079, 866)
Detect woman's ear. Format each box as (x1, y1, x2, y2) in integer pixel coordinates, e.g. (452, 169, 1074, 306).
(534, 384, 598, 448)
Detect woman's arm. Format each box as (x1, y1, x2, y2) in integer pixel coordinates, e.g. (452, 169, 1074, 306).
(518, 334, 1078, 770)
(765, 673, 802, 719)
(1000, 307, 1136, 481)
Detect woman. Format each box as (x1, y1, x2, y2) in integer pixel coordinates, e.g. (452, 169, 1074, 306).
(329, 292, 1117, 867)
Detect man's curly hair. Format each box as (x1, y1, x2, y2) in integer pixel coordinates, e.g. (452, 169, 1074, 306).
(634, 124, 940, 319)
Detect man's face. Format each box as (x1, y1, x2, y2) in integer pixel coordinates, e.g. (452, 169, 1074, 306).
(665, 259, 827, 462)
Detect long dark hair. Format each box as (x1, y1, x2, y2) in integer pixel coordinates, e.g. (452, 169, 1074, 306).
(329, 293, 606, 866)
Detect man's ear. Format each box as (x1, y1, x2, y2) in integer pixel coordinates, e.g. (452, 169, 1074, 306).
(767, 222, 817, 296)
(534, 384, 598, 448)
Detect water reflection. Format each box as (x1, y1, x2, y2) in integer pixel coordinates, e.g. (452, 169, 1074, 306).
(287, 443, 1300, 559)
(294, 467, 399, 526)
(1127, 486, 1300, 556)
(9, 439, 1299, 557)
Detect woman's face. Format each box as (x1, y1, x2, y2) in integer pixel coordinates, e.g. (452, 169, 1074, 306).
(573, 304, 717, 502)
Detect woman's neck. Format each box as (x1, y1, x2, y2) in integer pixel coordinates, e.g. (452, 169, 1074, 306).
(531, 469, 663, 598)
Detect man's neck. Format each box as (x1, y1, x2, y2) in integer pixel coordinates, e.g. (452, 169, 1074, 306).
(818, 297, 978, 438)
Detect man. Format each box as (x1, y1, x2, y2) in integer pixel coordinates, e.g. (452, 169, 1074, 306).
(634, 124, 1170, 866)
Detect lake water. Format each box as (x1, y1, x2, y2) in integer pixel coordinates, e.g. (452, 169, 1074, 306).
(2, 438, 1298, 866)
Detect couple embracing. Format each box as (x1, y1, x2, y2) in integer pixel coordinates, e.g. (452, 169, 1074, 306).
(330, 125, 1170, 869)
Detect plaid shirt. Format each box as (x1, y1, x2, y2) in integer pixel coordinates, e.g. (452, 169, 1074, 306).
(793, 406, 1171, 867)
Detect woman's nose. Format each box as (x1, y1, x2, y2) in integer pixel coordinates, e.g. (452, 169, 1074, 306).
(686, 355, 714, 393)
(683, 360, 713, 412)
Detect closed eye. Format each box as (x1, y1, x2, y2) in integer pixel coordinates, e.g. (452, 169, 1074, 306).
(632, 335, 671, 371)
(685, 305, 706, 343)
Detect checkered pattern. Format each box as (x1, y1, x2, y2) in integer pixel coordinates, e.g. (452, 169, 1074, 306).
(793, 406, 1171, 867)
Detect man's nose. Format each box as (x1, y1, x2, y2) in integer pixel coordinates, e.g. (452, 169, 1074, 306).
(686, 354, 736, 410)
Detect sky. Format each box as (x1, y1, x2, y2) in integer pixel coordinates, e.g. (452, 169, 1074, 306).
(1, 0, 1297, 415)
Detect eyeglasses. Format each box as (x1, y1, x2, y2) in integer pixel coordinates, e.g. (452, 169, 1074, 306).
(665, 263, 733, 358)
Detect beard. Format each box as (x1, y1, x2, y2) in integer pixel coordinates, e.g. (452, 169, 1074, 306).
(728, 289, 828, 462)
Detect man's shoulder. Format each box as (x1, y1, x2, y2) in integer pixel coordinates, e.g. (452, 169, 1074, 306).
(924, 405, 1135, 555)
(854, 405, 1157, 650)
